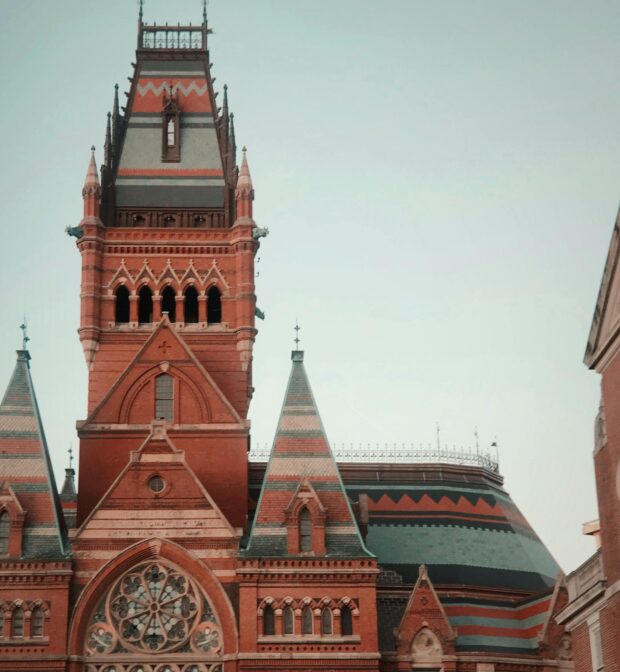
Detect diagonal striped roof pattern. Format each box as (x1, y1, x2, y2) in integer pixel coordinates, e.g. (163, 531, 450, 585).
(0, 350, 68, 558)
(245, 351, 371, 557)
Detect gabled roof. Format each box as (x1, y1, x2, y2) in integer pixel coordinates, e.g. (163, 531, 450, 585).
(0, 350, 67, 558)
(585, 207, 620, 369)
(74, 421, 240, 545)
(244, 351, 371, 558)
(82, 317, 243, 427)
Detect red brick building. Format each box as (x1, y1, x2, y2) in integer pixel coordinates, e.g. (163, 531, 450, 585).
(0, 9, 576, 672)
(556, 207, 620, 669)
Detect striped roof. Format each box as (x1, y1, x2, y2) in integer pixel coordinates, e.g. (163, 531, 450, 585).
(115, 59, 225, 209)
(348, 473, 561, 593)
(244, 351, 371, 557)
(0, 350, 67, 558)
(442, 593, 553, 654)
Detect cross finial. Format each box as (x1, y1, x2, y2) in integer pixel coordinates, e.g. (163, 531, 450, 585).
(19, 320, 30, 350)
(294, 320, 301, 350)
(68, 445, 74, 470)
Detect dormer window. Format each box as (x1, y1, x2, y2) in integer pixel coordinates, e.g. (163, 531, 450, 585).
(162, 88, 180, 162)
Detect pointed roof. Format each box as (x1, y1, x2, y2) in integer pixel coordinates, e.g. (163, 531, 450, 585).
(585, 208, 620, 369)
(236, 147, 253, 191)
(0, 350, 67, 558)
(83, 146, 100, 193)
(245, 350, 371, 557)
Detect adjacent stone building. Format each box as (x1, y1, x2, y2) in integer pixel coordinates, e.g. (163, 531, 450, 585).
(0, 8, 576, 672)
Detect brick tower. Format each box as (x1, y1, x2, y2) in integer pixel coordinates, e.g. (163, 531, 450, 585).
(73, 13, 260, 530)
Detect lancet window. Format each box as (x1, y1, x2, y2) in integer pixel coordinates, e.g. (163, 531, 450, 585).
(283, 606, 294, 635)
(115, 285, 130, 324)
(161, 285, 176, 322)
(155, 374, 174, 422)
(299, 508, 312, 553)
(11, 606, 24, 638)
(321, 607, 332, 635)
(184, 286, 199, 323)
(31, 606, 44, 637)
(340, 604, 353, 636)
(301, 606, 313, 635)
(138, 286, 153, 324)
(263, 605, 275, 636)
(207, 286, 221, 324)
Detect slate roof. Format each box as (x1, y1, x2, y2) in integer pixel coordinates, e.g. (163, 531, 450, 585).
(115, 58, 226, 209)
(244, 351, 371, 558)
(0, 350, 68, 559)
(347, 469, 561, 593)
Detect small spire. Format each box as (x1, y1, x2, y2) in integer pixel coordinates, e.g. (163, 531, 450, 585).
(222, 84, 229, 117)
(237, 146, 252, 188)
(104, 112, 112, 167)
(139, 0, 144, 23)
(82, 146, 101, 217)
(84, 146, 99, 189)
(229, 112, 237, 164)
(202, 0, 208, 24)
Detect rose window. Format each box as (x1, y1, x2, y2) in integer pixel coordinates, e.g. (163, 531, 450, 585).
(85, 561, 223, 660)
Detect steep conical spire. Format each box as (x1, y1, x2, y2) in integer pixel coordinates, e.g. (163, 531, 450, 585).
(112, 84, 121, 158)
(0, 346, 68, 558)
(244, 349, 371, 558)
(82, 146, 101, 218)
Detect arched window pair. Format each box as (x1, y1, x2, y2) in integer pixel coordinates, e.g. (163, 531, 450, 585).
(262, 603, 353, 637)
(115, 285, 221, 325)
(4, 605, 44, 638)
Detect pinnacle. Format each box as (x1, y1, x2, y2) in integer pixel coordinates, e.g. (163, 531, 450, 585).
(237, 146, 252, 189)
(84, 147, 100, 188)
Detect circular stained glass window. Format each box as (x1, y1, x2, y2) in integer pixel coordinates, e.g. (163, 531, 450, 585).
(148, 476, 165, 493)
(85, 561, 223, 657)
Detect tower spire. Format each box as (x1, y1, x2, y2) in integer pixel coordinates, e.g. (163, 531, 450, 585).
(19, 320, 30, 351)
(229, 112, 237, 169)
(202, 0, 207, 25)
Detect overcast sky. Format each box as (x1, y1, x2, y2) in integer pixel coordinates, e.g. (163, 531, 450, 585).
(1, 0, 618, 571)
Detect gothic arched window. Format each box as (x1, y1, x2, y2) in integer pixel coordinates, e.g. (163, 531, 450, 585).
(115, 285, 130, 324)
(0, 511, 8, 554)
(301, 606, 313, 635)
(12, 606, 24, 638)
(184, 286, 199, 324)
(283, 606, 294, 635)
(321, 607, 332, 635)
(161, 286, 176, 323)
(263, 605, 275, 636)
(31, 606, 44, 637)
(138, 286, 153, 324)
(299, 508, 312, 553)
(155, 374, 174, 422)
(340, 604, 353, 636)
(207, 286, 222, 324)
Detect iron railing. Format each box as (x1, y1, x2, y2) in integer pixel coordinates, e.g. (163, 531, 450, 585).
(249, 443, 499, 473)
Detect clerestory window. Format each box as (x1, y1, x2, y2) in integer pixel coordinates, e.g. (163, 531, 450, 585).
(0, 511, 8, 554)
(115, 285, 130, 324)
(263, 605, 275, 636)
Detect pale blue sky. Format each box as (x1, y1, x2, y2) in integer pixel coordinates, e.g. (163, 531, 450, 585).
(0, 0, 618, 571)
